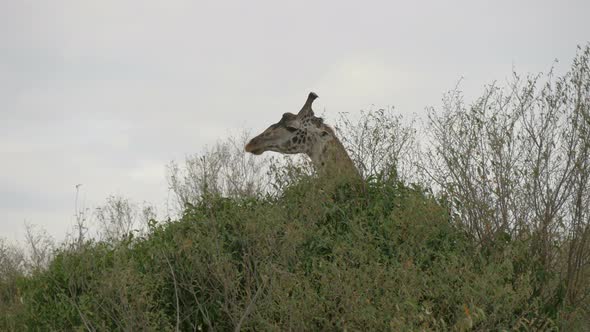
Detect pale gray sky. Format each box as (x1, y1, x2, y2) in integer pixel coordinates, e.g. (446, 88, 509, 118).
(1, 0, 589, 243)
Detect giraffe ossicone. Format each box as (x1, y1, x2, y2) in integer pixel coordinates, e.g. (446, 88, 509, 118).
(245, 92, 360, 180)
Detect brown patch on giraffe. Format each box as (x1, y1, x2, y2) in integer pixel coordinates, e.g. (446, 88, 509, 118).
(244, 143, 264, 155)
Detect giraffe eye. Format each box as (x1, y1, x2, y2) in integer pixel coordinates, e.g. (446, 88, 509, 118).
(285, 126, 298, 133)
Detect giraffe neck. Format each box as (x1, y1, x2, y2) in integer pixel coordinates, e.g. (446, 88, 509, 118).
(306, 129, 360, 180)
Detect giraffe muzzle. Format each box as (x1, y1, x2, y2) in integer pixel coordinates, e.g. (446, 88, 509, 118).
(245, 140, 264, 155)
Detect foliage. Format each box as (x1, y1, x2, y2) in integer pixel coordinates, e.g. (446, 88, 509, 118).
(335, 106, 418, 183)
(167, 131, 273, 212)
(1, 178, 572, 330)
(425, 45, 590, 317)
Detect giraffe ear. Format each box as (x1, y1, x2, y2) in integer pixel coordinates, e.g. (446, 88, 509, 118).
(298, 92, 318, 118)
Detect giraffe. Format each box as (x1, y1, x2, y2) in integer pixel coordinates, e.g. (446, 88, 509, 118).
(245, 92, 361, 181)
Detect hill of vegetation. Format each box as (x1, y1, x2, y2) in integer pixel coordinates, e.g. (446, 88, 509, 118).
(1, 178, 580, 331)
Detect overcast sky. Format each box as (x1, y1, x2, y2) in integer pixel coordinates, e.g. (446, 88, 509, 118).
(1, 0, 589, 243)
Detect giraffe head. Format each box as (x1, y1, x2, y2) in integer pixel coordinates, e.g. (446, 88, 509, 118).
(245, 92, 331, 156)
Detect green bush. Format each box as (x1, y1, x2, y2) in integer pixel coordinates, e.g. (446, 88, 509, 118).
(2, 176, 584, 331)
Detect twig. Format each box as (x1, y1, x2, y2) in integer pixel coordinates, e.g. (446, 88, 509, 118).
(163, 251, 181, 332)
(234, 280, 265, 332)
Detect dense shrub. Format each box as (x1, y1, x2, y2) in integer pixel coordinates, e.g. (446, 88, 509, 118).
(1, 177, 582, 330)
